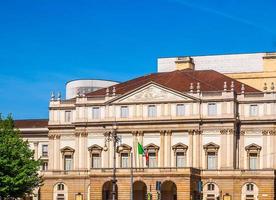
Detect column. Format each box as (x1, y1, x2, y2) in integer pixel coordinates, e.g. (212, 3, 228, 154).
(48, 134, 55, 170)
(239, 131, 245, 169)
(195, 130, 200, 168)
(33, 142, 39, 160)
(262, 131, 268, 168)
(188, 130, 193, 167)
(75, 132, 80, 170)
(273, 132, 276, 168)
(56, 135, 61, 170)
(166, 130, 172, 167)
(228, 129, 234, 168)
(160, 130, 165, 167)
(138, 131, 143, 167)
(81, 132, 88, 169)
(220, 129, 227, 169)
(132, 131, 138, 168)
(192, 130, 197, 167)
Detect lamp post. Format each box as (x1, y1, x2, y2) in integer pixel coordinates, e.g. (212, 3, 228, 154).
(103, 123, 121, 200)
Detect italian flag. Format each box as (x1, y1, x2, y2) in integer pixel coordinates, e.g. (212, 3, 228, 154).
(138, 142, 149, 166)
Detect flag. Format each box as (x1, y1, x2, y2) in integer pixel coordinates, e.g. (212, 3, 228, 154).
(145, 150, 149, 166)
(138, 142, 144, 155)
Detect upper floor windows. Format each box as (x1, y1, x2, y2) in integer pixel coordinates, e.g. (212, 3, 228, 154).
(172, 143, 188, 168)
(148, 105, 157, 117)
(88, 144, 103, 169)
(203, 142, 220, 170)
(120, 153, 129, 168)
(65, 111, 71, 122)
(208, 103, 217, 116)
(61, 147, 75, 171)
(249, 105, 258, 116)
(176, 104, 185, 116)
(42, 161, 48, 171)
(92, 107, 100, 119)
(42, 144, 48, 157)
(245, 143, 261, 170)
(120, 106, 129, 118)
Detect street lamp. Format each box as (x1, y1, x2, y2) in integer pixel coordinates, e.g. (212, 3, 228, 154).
(103, 123, 121, 200)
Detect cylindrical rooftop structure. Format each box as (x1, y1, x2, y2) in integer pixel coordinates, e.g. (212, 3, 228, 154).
(66, 79, 119, 99)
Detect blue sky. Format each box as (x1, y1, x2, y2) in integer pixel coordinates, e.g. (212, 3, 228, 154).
(0, 0, 276, 119)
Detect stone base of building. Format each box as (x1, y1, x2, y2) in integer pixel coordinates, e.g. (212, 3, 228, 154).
(40, 168, 275, 200)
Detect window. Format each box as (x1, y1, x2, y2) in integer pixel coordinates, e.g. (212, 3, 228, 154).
(148, 105, 157, 117)
(246, 184, 254, 192)
(91, 153, 101, 168)
(249, 153, 258, 170)
(176, 104, 185, 116)
(207, 183, 215, 191)
(64, 155, 73, 171)
(207, 152, 217, 170)
(120, 153, 129, 168)
(249, 105, 258, 116)
(208, 103, 217, 116)
(120, 106, 129, 118)
(92, 107, 100, 119)
(65, 111, 71, 122)
(42, 161, 48, 171)
(148, 152, 157, 168)
(176, 152, 185, 167)
(42, 144, 48, 156)
(57, 183, 65, 191)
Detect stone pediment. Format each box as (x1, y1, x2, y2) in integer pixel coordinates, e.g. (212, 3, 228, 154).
(113, 83, 195, 104)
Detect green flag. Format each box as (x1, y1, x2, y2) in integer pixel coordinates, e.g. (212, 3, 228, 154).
(138, 142, 144, 155)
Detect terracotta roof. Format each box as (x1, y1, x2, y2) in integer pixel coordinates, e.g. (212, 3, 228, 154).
(86, 69, 260, 97)
(14, 119, 48, 129)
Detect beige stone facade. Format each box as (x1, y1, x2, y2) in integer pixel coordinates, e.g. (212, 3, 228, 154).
(16, 68, 276, 200)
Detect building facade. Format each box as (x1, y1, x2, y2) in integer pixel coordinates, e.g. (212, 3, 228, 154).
(22, 69, 276, 200)
(157, 52, 276, 91)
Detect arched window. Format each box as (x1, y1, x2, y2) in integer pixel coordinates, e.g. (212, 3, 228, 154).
(53, 182, 68, 200)
(241, 183, 258, 200)
(207, 183, 215, 191)
(203, 182, 219, 200)
(246, 183, 254, 192)
(57, 183, 64, 191)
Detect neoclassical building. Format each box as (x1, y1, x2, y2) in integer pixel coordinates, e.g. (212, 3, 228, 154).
(16, 69, 276, 200)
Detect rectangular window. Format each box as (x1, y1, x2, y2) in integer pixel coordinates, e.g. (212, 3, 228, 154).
(57, 194, 65, 200)
(176, 152, 185, 167)
(42, 145, 48, 157)
(64, 155, 73, 170)
(148, 105, 157, 117)
(92, 107, 100, 119)
(249, 153, 258, 170)
(120, 153, 129, 168)
(176, 104, 185, 116)
(92, 153, 101, 168)
(42, 162, 48, 171)
(249, 105, 258, 116)
(208, 103, 217, 116)
(120, 106, 129, 118)
(65, 111, 71, 122)
(207, 152, 217, 169)
(148, 152, 157, 168)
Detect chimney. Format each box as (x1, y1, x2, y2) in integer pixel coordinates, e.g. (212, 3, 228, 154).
(175, 57, 195, 70)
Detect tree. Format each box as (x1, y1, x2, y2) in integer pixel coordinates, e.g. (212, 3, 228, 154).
(0, 115, 42, 199)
